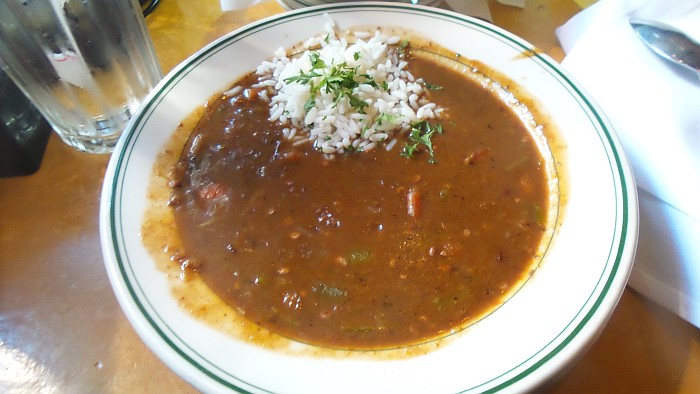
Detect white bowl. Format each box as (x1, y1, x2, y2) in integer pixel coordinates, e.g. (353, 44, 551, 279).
(100, 3, 638, 393)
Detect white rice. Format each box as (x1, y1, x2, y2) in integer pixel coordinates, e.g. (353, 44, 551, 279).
(250, 21, 442, 155)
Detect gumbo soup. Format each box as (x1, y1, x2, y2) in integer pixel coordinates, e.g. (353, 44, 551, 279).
(165, 28, 556, 350)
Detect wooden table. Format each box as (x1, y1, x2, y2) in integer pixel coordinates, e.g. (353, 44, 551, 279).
(1, 1, 699, 392)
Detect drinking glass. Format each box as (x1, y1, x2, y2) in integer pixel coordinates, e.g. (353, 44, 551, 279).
(0, 0, 163, 153)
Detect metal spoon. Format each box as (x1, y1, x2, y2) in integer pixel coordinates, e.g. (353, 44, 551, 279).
(630, 19, 700, 75)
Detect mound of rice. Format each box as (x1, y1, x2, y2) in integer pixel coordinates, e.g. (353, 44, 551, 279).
(252, 19, 442, 155)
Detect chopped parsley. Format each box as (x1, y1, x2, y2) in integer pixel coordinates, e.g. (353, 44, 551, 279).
(401, 120, 443, 164)
(423, 81, 444, 90)
(283, 50, 381, 115)
(397, 39, 410, 56)
(374, 112, 401, 126)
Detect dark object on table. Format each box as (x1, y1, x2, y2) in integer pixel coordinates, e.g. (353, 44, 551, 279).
(141, 0, 161, 17)
(0, 69, 52, 178)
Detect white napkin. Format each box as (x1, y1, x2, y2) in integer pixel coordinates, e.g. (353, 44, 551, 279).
(556, 0, 700, 327)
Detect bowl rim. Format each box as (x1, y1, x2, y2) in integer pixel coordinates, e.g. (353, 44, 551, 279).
(100, 3, 639, 393)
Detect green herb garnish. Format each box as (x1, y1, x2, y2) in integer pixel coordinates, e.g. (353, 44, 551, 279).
(423, 81, 444, 90)
(374, 112, 400, 126)
(401, 120, 443, 163)
(283, 70, 322, 85)
(309, 50, 326, 69)
(396, 39, 410, 56)
(283, 50, 379, 115)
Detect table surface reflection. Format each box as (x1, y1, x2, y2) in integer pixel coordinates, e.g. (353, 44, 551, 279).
(1, 1, 699, 392)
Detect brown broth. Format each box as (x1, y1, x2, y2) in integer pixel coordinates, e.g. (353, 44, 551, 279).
(164, 50, 554, 350)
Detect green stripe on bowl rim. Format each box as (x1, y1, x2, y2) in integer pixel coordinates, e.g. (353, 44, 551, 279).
(106, 3, 636, 393)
